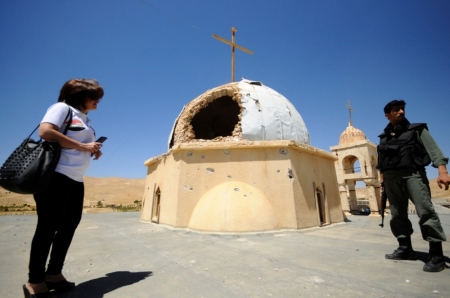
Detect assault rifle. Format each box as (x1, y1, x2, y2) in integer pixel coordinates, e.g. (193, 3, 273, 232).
(379, 182, 387, 228)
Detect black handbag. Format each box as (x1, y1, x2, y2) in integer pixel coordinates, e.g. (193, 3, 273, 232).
(0, 106, 72, 194)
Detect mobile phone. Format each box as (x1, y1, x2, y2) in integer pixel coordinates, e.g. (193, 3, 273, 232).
(96, 136, 107, 143)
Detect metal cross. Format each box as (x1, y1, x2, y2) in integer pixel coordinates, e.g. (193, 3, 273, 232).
(346, 100, 354, 126)
(213, 27, 253, 82)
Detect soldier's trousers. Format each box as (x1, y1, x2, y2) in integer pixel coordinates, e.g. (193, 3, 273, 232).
(383, 169, 446, 243)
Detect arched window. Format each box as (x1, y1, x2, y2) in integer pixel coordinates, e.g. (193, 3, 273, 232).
(343, 155, 361, 174)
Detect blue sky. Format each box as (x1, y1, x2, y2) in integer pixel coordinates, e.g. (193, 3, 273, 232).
(1, 0, 449, 179)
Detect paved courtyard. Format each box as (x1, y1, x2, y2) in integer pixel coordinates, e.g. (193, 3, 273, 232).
(1, 211, 449, 297)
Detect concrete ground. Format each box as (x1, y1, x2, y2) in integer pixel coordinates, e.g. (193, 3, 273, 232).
(1, 212, 450, 298)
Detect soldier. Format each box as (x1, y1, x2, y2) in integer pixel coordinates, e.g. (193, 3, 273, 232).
(377, 99, 450, 272)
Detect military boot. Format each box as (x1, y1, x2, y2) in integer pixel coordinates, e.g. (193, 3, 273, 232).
(423, 242, 446, 272)
(385, 237, 417, 260)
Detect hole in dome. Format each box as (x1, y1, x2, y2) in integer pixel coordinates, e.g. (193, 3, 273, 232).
(191, 96, 240, 140)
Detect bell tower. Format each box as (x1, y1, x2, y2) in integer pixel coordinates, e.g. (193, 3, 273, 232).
(330, 102, 381, 214)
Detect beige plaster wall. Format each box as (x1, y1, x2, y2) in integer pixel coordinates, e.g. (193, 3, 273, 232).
(291, 150, 343, 228)
(141, 141, 344, 232)
(174, 146, 297, 229)
(188, 181, 279, 231)
(141, 154, 181, 225)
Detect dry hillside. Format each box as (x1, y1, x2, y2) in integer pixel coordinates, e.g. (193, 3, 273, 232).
(1, 177, 449, 210)
(0, 177, 146, 208)
(354, 178, 450, 200)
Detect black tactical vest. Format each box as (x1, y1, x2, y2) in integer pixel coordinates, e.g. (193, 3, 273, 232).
(377, 123, 431, 171)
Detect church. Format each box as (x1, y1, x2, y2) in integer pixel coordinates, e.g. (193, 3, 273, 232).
(140, 79, 346, 232)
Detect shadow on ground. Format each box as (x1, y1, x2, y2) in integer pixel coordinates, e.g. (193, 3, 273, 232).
(58, 271, 152, 298)
(415, 251, 450, 266)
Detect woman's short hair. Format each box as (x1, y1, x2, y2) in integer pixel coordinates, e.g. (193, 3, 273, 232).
(384, 99, 406, 114)
(58, 79, 104, 110)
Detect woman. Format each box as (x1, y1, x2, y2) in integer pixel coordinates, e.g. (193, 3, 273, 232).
(24, 79, 105, 297)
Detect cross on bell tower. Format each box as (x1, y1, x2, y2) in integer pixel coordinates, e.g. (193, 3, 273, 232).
(213, 27, 253, 82)
(346, 100, 354, 126)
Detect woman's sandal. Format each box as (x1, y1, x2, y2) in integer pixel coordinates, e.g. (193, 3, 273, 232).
(45, 280, 75, 292)
(22, 285, 50, 298)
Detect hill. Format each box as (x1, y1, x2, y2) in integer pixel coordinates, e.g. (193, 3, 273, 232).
(0, 177, 146, 209)
(354, 178, 450, 200)
(1, 177, 449, 213)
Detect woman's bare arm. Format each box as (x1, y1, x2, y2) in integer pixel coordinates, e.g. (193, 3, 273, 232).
(39, 122, 102, 154)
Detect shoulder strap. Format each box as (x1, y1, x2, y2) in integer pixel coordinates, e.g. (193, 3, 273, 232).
(27, 124, 41, 139)
(61, 105, 73, 136)
(27, 104, 72, 139)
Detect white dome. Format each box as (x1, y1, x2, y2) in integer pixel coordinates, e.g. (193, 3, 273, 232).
(169, 79, 310, 148)
(238, 79, 310, 144)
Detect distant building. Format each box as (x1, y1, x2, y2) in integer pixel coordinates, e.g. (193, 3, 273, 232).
(141, 79, 344, 232)
(330, 123, 382, 214)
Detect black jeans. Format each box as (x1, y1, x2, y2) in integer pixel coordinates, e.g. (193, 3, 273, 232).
(28, 172, 84, 283)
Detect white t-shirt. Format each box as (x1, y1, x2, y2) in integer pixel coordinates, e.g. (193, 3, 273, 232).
(41, 102, 95, 182)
